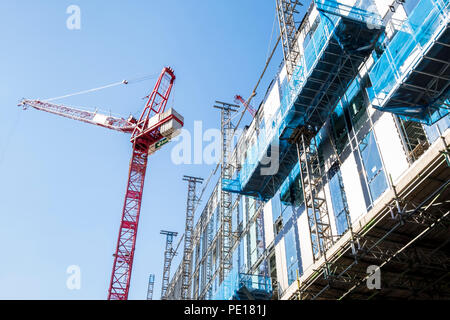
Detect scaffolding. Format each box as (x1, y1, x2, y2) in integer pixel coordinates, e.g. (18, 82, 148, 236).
(368, 0, 450, 125)
(223, 0, 384, 200)
(163, 0, 450, 301)
(147, 274, 155, 300)
(205, 206, 214, 300)
(290, 127, 334, 261)
(276, 0, 303, 79)
(197, 200, 215, 300)
(214, 101, 239, 296)
(181, 175, 204, 300)
(160, 230, 178, 300)
(290, 132, 450, 299)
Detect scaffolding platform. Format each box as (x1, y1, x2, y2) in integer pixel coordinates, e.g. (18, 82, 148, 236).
(368, 0, 450, 125)
(223, 0, 384, 200)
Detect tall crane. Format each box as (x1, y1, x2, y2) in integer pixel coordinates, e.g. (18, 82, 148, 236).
(19, 67, 184, 300)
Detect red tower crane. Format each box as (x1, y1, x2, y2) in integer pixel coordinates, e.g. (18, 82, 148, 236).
(234, 94, 257, 117)
(19, 67, 183, 300)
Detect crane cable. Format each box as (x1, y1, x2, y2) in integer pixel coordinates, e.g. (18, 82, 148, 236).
(42, 73, 159, 102)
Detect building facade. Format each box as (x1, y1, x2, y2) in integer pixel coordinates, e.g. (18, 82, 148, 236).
(166, 0, 450, 300)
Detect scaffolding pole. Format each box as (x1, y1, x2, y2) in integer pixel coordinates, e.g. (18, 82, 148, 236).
(276, 0, 303, 79)
(290, 127, 334, 263)
(292, 147, 450, 300)
(214, 101, 239, 294)
(147, 274, 155, 300)
(205, 207, 214, 300)
(181, 175, 204, 300)
(160, 230, 178, 300)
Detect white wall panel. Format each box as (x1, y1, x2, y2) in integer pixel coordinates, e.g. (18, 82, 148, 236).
(297, 213, 314, 272)
(275, 240, 288, 292)
(324, 183, 338, 237)
(263, 200, 275, 245)
(340, 153, 367, 222)
(373, 113, 409, 182)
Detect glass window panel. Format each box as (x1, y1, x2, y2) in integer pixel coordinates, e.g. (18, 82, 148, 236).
(369, 170, 389, 201)
(284, 227, 299, 286)
(329, 170, 350, 236)
(403, 0, 421, 16)
(359, 131, 388, 202)
(272, 193, 282, 223)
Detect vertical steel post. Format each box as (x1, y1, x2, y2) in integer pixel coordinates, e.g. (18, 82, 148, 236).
(160, 230, 178, 300)
(147, 274, 155, 300)
(181, 175, 204, 300)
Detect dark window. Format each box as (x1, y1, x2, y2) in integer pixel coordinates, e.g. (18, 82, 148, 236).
(331, 102, 350, 153)
(348, 90, 368, 134)
(397, 118, 429, 162)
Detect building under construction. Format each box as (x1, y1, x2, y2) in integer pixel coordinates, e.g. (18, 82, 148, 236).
(165, 0, 450, 300)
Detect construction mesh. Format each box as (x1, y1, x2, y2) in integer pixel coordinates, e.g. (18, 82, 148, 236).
(223, 0, 383, 196)
(368, 0, 450, 124)
(211, 268, 272, 300)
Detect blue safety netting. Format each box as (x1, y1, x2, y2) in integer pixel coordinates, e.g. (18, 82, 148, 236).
(368, 0, 450, 124)
(223, 0, 383, 199)
(211, 269, 272, 300)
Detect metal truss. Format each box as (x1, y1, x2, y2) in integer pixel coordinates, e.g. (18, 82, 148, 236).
(260, 40, 366, 200)
(292, 128, 334, 262)
(108, 146, 148, 300)
(160, 230, 178, 300)
(293, 170, 450, 300)
(147, 274, 155, 300)
(181, 176, 204, 300)
(276, 0, 303, 79)
(214, 101, 239, 289)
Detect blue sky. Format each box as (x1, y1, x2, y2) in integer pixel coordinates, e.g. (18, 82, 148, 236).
(0, 0, 289, 299)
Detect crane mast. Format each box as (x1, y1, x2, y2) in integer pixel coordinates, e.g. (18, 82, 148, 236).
(109, 67, 179, 300)
(108, 145, 149, 300)
(20, 67, 183, 301)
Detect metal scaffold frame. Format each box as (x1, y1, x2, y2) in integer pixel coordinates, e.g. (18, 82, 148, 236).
(290, 134, 450, 300)
(205, 205, 214, 300)
(181, 175, 204, 300)
(160, 230, 178, 300)
(276, 0, 303, 79)
(147, 274, 155, 300)
(367, 0, 450, 124)
(214, 101, 239, 293)
(224, 0, 385, 201)
(290, 127, 334, 262)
